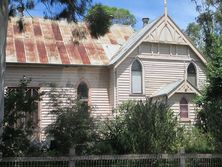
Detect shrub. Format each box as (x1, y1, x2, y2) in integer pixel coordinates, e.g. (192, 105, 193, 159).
(96, 99, 183, 154)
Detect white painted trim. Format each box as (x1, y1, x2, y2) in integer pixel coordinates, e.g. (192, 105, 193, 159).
(113, 16, 164, 69)
(186, 62, 198, 88)
(112, 15, 207, 70)
(129, 58, 145, 95)
(168, 80, 201, 98)
(138, 54, 192, 62)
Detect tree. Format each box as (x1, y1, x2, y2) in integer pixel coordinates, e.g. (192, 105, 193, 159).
(45, 88, 96, 155)
(196, 34, 222, 151)
(190, 0, 222, 151)
(1, 77, 41, 157)
(0, 0, 112, 145)
(85, 4, 112, 38)
(0, 0, 9, 146)
(92, 5, 136, 26)
(96, 99, 183, 154)
(185, 22, 203, 49)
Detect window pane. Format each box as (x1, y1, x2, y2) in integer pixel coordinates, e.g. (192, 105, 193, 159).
(132, 71, 142, 93)
(77, 82, 88, 99)
(187, 63, 197, 87)
(188, 75, 197, 87)
(180, 98, 188, 118)
(132, 60, 142, 71)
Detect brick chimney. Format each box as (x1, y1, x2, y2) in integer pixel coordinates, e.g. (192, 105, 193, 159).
(142, 18, 149, 27)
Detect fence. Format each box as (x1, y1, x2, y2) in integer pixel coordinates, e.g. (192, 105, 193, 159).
(1, 154, 222, 167)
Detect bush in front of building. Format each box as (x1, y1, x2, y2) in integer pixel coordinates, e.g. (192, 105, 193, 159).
(94, 99, 184, 154)
(0, 77, 42, 157)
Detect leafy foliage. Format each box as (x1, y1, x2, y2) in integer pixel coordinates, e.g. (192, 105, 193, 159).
(8, 0, 112, 38)
(185, 22, 203, 49)
(85, 4, 112, 38)
(94, 5, 136, 26)
(95, 99, 183, 154)
(45, 88, 96, 155)
(196, 35, 222, 151)
(183, 128, 215, 153)
(189, 0, 222, 152)
(0, 77, 41, 157)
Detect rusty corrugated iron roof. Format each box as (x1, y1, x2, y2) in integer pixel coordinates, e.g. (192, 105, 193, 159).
(6, 17, 134, 65)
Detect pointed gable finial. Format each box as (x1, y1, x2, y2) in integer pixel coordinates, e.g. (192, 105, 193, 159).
(164, 0, 168, 17)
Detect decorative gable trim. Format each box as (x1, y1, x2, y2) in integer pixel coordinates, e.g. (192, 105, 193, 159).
(168, 80, 201, 98)
(111, 15, 207, 68)
(144, 18, 187, 44)
(110, 16, 164, 67)
(152, 79, 201, 99)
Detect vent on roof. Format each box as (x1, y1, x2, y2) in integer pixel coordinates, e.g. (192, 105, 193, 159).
(142, 18, 149, 27)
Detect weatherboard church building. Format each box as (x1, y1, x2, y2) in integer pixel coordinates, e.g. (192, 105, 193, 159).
(5, 3, 206, 140)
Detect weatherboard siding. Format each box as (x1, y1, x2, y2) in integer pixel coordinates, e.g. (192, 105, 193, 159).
(168, 94, 197, 125)
(109, 68, 115, 109)
(5, 65, 111, 139)
(116, 49, 146, 106)
(116, 43, 206, 107)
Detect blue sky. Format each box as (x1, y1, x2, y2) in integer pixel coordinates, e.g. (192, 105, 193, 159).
(93, 0, 198, 30)
(28, 0, 198, 30)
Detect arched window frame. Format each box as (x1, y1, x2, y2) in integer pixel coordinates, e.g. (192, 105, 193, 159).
(77, 81, 89, 103)
(131, 59, 144, 94)
(179, 97, 189, 119)
(187, 62, 197, 87)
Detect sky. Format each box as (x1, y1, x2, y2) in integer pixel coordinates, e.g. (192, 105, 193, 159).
(93, 0, 198, 30)
(28, 0, 199, 30)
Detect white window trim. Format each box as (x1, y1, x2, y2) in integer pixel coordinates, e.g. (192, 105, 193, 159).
(130, 58, 145, 95)
(186, 61, 198, 88)
(179, 97, 191, 122)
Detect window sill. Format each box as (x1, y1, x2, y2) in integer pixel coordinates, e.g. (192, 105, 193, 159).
(129, 94, 146, 97)
(180, 118, 191, 122)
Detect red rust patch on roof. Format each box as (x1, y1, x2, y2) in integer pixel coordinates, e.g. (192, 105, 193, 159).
(78, 44, 90, 64)
(6, 18, 134, 65)
(56, 42, 70, 64)
(124, 36, 129, 40)
(24, 39, 37, 63)
(13, 24, 20, 35)
(52, 23, 63, 41)
(14, 39, 26, 62)
(36, 41, 48, 63)
(33, 20, 42, 36)
(66, 44, 83, 64)
(108, 33, 118, 44)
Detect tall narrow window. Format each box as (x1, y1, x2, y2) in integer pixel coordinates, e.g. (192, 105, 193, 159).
(131, 60, 142, 94)
(180, 97, 188, 118)
(187, 63, 197, 87)
(77, 82, 89, 102)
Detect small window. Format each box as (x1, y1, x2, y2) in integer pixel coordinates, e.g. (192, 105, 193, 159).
(131, 60, 142, 94)
(180, 97, 188, 118)
(77, 82, 88, 100)
(187, 63, 197, 87)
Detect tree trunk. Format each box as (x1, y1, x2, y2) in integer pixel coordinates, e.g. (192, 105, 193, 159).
(0, 0, 8, 143)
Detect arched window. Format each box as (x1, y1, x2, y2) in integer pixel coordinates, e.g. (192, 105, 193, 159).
(187, 63, 197, 87)
(77, 82, 88, 101)
(180, 97, 188, 118)
(131, 60, 142, 94)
